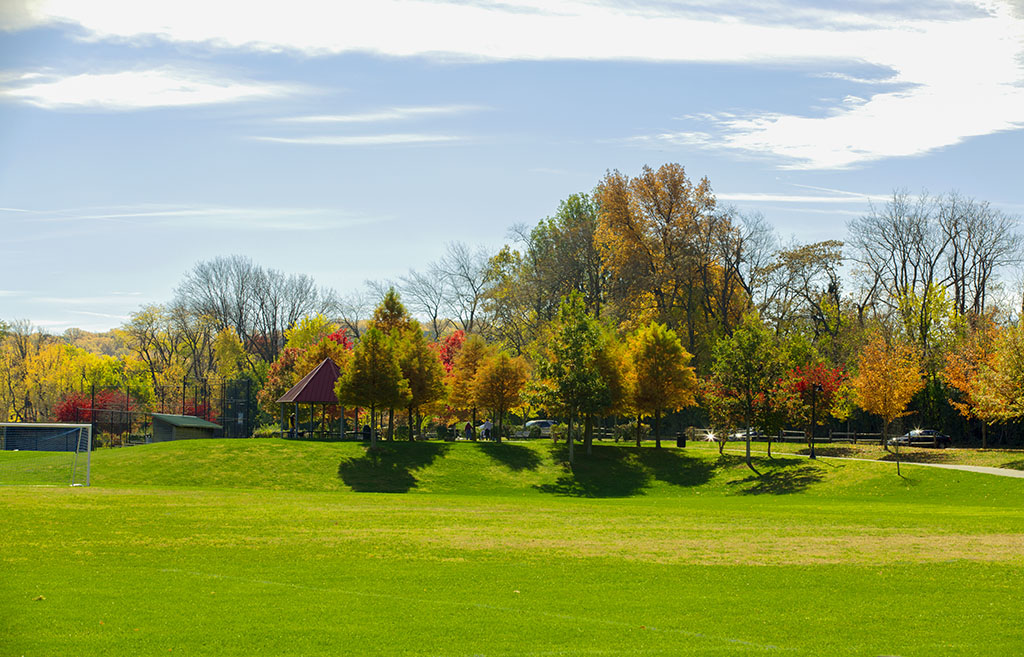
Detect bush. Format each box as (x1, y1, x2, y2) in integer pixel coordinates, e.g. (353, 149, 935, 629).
(253, 424, 280, 438)
(615, 421, 649, 442)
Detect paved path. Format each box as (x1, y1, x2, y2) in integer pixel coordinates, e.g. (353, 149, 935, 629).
(718, 446, 1024, 478)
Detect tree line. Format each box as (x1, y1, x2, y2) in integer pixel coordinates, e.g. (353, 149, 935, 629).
(3, 162, 1024, 452)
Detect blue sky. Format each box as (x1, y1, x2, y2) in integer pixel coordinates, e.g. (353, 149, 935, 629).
(2, 0, 1023, 332)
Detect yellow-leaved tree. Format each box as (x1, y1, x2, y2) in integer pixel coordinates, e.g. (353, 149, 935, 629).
(852, 334, 924, 472)
(628, 321, 698, 449)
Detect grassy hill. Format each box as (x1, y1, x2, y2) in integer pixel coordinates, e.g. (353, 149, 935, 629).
(3, 439, 1023, 656)
(45, 437, 1024, 503)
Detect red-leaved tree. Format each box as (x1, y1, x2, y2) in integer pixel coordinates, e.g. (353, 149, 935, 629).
(782, 363, 848, 443)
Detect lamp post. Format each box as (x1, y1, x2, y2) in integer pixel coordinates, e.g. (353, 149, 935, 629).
(809, 383, 823, 460)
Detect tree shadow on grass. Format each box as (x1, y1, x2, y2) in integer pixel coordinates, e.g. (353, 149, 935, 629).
(1000, 460, 1024, 471)
(337, 442, 449, 493)
(793, 446, 860, 458)
(636, 448, 716, 487)
(727, 457, 824, 495)
(474, 442, 542, 472)
(535, 445, 649, 497)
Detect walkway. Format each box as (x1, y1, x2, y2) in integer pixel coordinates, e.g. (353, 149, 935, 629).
(717, 446, 1024, 479)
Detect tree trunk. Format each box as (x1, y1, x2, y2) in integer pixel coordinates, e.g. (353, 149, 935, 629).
(471, 408, 477, 441)
(744, 406, 753, 471)
(584, 413, 593, 455)
(982, 422, 987, 449)
(654, 410, 662, 449)
(567, 414, 575, 464)
(387, 408, 395, 441)
(370, 404, 378, 448)
(635, 414, 642, 448)
(408, 406, 414, 441)
(496, 410, 503, 443)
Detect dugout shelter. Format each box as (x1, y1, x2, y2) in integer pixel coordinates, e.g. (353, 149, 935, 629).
(151, 413, 223, 442)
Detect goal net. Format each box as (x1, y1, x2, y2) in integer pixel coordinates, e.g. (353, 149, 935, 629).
(0, 423, 92, 486)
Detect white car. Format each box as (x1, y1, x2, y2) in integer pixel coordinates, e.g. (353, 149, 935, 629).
(513, 419, 558, 438)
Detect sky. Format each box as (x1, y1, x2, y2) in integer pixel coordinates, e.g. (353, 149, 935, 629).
(2, 0, 1024, 333)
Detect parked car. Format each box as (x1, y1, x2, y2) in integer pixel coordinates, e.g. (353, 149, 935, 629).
(888, 429, 951, 448)
(513, 419, 558, 439)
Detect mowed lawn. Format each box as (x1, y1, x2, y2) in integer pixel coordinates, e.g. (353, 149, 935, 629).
(3, 439, 1024, 656)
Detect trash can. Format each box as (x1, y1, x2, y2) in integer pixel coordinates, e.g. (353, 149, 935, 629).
(676, 432, 686, 448)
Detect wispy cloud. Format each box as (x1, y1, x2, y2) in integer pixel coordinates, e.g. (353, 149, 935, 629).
(0, 68, 293, 110)
(11, 204, 386, 231)
(279, 105, 485, 123)
(716, 191, 887, 204)
(33, 293, 144, 306)
(69, 310, 130, 320)
(251, 134, 465, 146)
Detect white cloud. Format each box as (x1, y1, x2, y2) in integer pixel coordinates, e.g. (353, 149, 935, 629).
(280, 105, 485, 123)
(0, 68, 291, 110)
(628, 3, 1024, 168)
(7, 1, 1024, 167)
(252, 134, 465, 146)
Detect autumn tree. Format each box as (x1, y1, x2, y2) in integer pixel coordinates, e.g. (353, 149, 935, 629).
(628, 322, 698, 449)
(334, 327, 410, 448)
(396, 321, 447, 440)
(284, 314, 339, 350)
(434, 330, 465, 374)
(852, 334, 925, 472)
(472, 352, 529, 441)
(595, 163, 750, 371)
(590, 327, 632, 452)
(970, 321, 1024, 446)
(447, 333, 490, 439)
(941, 315, 998, 447)
(781, 362, 848, 456)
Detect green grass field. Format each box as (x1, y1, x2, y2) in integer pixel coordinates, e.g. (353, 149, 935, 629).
(3, 438, 1023, 656)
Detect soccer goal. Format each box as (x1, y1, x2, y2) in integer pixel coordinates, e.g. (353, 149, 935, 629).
(0, 423, 92, 486)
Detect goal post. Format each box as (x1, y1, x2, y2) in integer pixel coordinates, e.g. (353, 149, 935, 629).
(0, 423, 92, 487)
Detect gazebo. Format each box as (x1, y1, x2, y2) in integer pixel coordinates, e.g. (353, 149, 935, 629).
(276, 358, 350, 439)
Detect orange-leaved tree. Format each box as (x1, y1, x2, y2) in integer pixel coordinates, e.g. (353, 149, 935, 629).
(852, 334, 924, 467)
(472, 351, 529, 442)
(941, 316, 998, 448)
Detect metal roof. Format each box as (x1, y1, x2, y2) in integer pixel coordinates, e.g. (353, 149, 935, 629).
(151, 413, 223, 430)
(276, 358, 342, 404)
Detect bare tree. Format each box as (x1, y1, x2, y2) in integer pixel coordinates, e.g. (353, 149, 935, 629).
(175, 255, 328, 363)
(439, 241, 489, 334)
(939, 193, 1022, 316)
(848, 191, 953, 367)
(400, 264, 451, 340)
(331, 286, 375, 340)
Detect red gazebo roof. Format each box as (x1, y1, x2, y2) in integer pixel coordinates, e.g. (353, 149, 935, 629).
(276, 358, 341, 404)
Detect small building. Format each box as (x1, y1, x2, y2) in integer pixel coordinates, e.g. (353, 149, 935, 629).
(150, 413, 223, 443)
